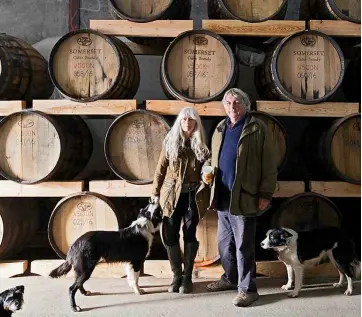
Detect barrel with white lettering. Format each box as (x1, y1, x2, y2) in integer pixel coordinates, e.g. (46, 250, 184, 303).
(0, 110, 92, 184)
(161, 30, 237, 103)
(49, 29, 140, 102)
(48, 192, 121, 259)
(255, 30, 345, 104)
(105, 110, 170, 184)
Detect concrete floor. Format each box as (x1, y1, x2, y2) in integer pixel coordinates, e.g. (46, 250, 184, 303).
(0, 276, 360, 317)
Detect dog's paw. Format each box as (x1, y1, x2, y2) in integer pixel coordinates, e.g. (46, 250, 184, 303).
(333, 283, 343, 288)
(71, 305, 82, 312)
(281, 284, 292, 290)
(287, 291, 299, 298)
(344, 289, 353, 296)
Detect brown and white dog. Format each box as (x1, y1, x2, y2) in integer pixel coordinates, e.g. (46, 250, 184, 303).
(261, 227, 360, 298)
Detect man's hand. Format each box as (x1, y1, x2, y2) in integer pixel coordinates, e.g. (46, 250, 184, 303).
(258, 198, 270, 211)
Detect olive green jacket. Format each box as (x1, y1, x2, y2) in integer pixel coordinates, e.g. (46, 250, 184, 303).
(152, 146, 210, 219)
(207, 112, 277, 216)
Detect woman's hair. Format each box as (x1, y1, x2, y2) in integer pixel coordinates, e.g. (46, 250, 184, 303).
(222, 88, 251, 111)
(164, 107, 210, 162)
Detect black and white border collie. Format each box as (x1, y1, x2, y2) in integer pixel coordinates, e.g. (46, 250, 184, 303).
(0, 285, 25, 316)
(261, 227, 361, 298)
(50, 201, 163, 312)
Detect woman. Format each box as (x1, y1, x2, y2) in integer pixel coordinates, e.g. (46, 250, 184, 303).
(151, 107, 210, 294)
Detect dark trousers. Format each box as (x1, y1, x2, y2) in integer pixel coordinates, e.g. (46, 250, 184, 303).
(165, 192, 199, 246)
(217, 210, 257, 293)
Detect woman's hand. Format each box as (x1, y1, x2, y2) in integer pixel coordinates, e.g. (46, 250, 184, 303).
(150, 195, 160, 205)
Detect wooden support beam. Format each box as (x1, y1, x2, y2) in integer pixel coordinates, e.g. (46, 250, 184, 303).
(89, 180, 153, 197)
(0, 261, 28, 278)
(257, 101, 359, 117)
(31, 260, 126, 278)
(310, 181, 361, 197)
(90, 20, 193, 37)
(146, 100, 226, 116)
(0, 101, 26, 116)
(33, 100, 137, 115)
(202, 20, 305, 37)
(309, 20, 361, 37)
(273, 181, 305, 197)
(0, 181, 84, 197)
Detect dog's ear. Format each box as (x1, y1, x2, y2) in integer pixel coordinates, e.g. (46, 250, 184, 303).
(15, 285, 24, 294)
(281, 229, 293, 238)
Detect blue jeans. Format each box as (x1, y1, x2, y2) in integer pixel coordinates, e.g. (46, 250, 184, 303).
(217, 210, 257, 293)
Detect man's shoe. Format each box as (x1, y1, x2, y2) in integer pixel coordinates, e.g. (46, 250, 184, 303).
(206, 279, 237, 292)
(232, 292, 259, 307)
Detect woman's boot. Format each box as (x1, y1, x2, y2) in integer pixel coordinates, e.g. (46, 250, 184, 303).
(166, 244, 183, 293)
(179, 241, 199, 294)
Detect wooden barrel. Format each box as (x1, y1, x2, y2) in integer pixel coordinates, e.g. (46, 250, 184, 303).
(109, 0, 191, 22)
(343, 54, 361, 102)
(208, 0, 288, 22)
(161, 30, 238, 103)
(105, 110, 170, 184)
(49, 29, 140, 102)
(48, 192, 121, 259)
(304, 114, 361, 184)
(0, 199, 39, 259)
(0, 34, 54, 101)
(0, 110, 93, 184)
(252, 111, 288, 172)
(255, 30, 345, 104)
(179, 208, 219, 267)
(272, 193, 342, 232)
(315, 0, 361, 23)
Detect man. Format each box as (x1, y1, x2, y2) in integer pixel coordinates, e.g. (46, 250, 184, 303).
(203, 88, 277, 307)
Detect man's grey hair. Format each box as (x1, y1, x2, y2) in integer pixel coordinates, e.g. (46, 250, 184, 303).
(222, 88, 251, 111)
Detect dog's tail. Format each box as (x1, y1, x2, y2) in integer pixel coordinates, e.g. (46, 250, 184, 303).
(49, 261, 72, 278)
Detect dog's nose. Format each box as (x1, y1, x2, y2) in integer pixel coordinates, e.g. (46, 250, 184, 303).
(260, 242, 264, 247)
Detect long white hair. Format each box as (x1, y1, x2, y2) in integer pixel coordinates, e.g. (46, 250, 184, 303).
(164, 107, 209, 162)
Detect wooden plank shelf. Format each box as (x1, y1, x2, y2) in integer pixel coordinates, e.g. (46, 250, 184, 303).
(309, 20, 361, 37)
(89, 180, 153, 197)
(257, 101, 360, 117)
(0, 101, 26, 116)
(0, 261, 28, 278)
(0, 181, 84, 197)
(273, 181, 305, 197)
(33, 99, 137, 115)
(144, 260, 338, 279)
(90, 20, 193, 37)
(202, 20, 305, 37)
(147, 100, 226, 116)
(310, 181, 361, 197)
(90, 180, 303, 197)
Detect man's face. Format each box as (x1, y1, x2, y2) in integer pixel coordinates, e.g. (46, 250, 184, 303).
(223, 94, 247, 124)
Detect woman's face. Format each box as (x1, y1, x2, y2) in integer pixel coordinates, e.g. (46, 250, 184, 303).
(180, 116, 196, 136)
